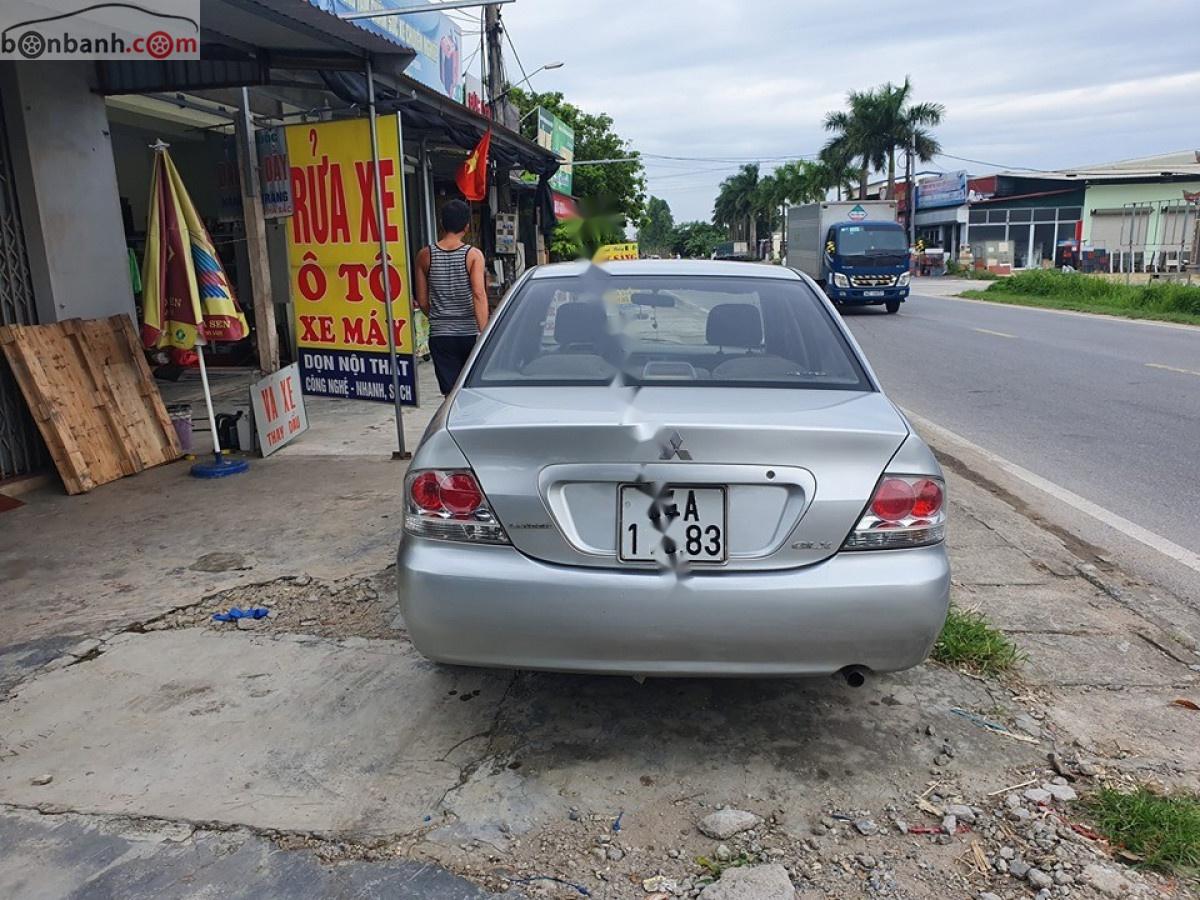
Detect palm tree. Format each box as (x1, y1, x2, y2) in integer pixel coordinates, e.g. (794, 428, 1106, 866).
(713, 163, 760, 247)
(772, 161, 829, 205)
(874, 77, 944, 198)
(823, 88, 888, 200)
(816, 144, 858, 201)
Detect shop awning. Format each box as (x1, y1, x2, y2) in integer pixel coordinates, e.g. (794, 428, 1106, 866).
(97, 0, 417, 93)
(317, 71, 560, 179)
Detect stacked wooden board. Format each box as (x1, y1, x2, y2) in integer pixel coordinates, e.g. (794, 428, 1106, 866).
(0, 315, 181, 494)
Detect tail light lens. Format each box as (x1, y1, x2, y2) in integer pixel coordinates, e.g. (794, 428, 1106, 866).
(404, 469, 509, 545)
(843, 475, 945, 550)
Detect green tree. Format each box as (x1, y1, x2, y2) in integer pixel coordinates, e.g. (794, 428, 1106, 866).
(713, 163, 761, 247)
(549, 216, 625, 261)
(771, 160, 839, 205)
(508, 87, 646, 229)
(638, 196, 675, 256)
(873, 77, 944, 198)
(823, 87, 889, 200)
(670, 221, 725, 258)
(754, 173, 784, 235)
(816, 144, 859, 201)
(821, 79, 944, 200)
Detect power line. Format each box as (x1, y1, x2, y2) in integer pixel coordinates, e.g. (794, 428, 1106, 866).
(501, 16, 530, 90)
(935, 151, 1043, 173)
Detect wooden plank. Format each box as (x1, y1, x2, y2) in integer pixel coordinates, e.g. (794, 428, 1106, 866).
(64, 319, 140, 476)
(0, 325, 93, 493)
(0, 316, 182, 494)
(111, 315, 181, 459)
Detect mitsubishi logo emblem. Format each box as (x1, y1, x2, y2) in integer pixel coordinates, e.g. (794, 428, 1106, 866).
(660, 431, 692, 460)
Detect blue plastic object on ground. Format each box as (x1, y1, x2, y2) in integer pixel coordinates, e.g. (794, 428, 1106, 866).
(212, 606, 269, 622)
(508, 876, 590, 897)
(191, 453, 249, 479)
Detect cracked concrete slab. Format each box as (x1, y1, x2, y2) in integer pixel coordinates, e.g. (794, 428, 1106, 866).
(428, 664, 1046, 851)
(950, 544, 1052, 586)
(1041, 687, 1200, 788)
(1015, 631, 1199, 687)
(0, 636, 79, 696)
(957, 582, 1120, 635)
(0, 458, 404, 649)
(0, 627, 1047, 853)
(0, 631, 507, 836)
(0, 807, 520, 899)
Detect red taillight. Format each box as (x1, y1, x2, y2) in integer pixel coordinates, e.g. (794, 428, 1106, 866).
(911, 479, 943, 517)
(439, 472, 483, 515)
(410, 471, 442, 511)
(871, 478, 915, 521)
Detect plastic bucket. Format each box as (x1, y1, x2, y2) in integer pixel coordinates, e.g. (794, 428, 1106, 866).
(167, 404, 193, 453)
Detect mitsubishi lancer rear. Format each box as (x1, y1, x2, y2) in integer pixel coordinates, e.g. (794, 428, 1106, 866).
(397, 260, 949, 679)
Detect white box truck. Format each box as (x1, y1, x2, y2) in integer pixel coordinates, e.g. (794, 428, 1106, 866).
(785, 201, 911, 313)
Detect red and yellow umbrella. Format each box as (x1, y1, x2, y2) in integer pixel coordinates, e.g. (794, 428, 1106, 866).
(141, 141, 251, 478)
(141, 143, 248, 351)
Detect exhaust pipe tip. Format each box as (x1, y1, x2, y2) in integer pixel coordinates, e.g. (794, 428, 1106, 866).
(840, 666, 868, 688)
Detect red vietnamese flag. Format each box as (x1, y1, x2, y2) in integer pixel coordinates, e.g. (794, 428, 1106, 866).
(455, 129, 491, 201)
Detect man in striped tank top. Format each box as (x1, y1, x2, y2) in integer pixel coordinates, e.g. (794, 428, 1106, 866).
(414, 199, 489, 395)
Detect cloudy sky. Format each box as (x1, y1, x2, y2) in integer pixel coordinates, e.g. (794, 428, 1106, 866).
(472, 0, 1200, 223)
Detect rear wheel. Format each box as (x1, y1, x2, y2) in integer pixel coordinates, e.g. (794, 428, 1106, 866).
(885, 299, 901, 314)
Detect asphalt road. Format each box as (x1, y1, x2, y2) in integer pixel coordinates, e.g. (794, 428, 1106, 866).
(843, 291, 1200, 599)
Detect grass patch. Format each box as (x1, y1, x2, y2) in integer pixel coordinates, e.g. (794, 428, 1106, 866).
(931, 605, 1023, 676)
(1084, 786, 1200, 877)
(960, 270, 1200, 326)
(695, 851, 753, 878)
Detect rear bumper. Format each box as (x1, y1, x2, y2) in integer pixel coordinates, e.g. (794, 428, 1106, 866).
(397, 539, 950, 677)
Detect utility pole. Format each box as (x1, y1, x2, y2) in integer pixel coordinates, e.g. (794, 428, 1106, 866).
(905, 132, 915, 248)
(233, 87, 279, 374)
(484, 4, 507, 124)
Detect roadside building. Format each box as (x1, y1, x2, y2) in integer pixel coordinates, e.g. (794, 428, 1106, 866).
(967, 152, 1199, 274)
(0, 0, 558, 483)
(1069, 151, 1199, 273)
(963, 177, 1085, 271)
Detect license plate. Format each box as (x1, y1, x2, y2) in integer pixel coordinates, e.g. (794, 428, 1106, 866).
(863, 290, 885, 297)
(618, 485, 727, 564)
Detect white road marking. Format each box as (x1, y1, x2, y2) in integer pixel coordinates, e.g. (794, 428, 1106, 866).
(972, 327, 1016, 339)
(1146, 362, 1200, 378)
(903, 409, 1200, 576)
(927, 292, 1200, 334)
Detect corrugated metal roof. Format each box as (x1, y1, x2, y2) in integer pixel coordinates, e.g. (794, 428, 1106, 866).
(999, 150, 1200, 182)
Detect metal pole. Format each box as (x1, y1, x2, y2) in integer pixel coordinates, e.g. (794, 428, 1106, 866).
(195, 342, 222, 458)
(235, 87, 280, 374)
(906, 133, 915, 248)
(365, 57, 410, 459)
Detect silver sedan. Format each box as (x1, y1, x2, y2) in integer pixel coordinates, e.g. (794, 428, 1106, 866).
(398, 260, 949, 680)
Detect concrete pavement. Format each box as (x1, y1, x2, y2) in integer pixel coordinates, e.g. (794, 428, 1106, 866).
(4, 328, 1200, 898)
(845, 285, 1200, 603)
(3, 459, 1198, 898)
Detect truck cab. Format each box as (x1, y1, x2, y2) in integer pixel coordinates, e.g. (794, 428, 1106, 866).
(822, 220, 911, 313)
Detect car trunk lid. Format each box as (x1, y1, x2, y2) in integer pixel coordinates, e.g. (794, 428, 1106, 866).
(447, 386, 908, 569)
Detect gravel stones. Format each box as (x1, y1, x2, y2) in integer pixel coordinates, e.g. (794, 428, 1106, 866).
(852, 818, 879, 836)
(698, 809, 761, 840)
(1027, 867, 1053, 889)
(697, 863, 795, 900)
(1023, 787, 1053, 805)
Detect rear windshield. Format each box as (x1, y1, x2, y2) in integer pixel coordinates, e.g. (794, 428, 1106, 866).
(836, 225, 908, 255)
(467, 274, 871, 390)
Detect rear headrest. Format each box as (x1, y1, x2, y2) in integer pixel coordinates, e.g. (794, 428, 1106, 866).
(554, 302, 608, 347)
(706, 303, 762, 348)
